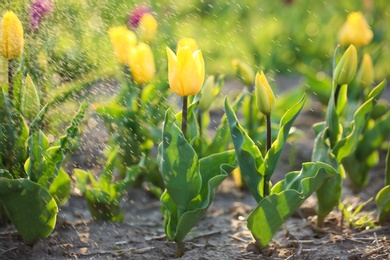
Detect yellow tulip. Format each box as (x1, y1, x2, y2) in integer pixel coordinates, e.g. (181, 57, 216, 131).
(338, 12, 373, 46)
(0, 11, 24, 60)
(166, 46, 205, 97)
(255, 71, 275, 116)
(176, 38, 199, 53)
(108, 26, 137, 64)
(232, 58, 255, 87)
(138, 13, 158, 43)
(129, 42, 155, 84)
(356, 53, 374, 90)
(334, 45, 358, 85)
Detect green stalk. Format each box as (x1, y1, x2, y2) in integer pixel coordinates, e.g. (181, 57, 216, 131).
(8, 59, 13, 101)
(264, 114, 272, 196)
(182, 96, 188, 138)
(248, 84, 254, 135)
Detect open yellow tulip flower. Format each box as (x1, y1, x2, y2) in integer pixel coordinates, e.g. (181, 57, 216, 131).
(255, 71, 275, 116)
(129, 42, 155, 84)
(338, 12, 373, 46)
(0, 11, 24, 60)
(166, 46, 205, 97)
(108, 26, 137, 64)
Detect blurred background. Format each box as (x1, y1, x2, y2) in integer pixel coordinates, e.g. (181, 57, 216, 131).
(1, 0, 389, 83)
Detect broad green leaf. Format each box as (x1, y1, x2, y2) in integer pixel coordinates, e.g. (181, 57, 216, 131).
(20, 74, 40, 121)
(225, 98, 264, 202)
(376, 185, 390, 223)
(326, 81, 340, 147)
(333, 80, 386, 162)
(0, 90, 29, 177)
(161, 152, 235, 242)
(160, 109, 236, 242)
(247, 162, 337, 248)
(0, 178, 58, 245)
(85, 189, 123, 222)
(312, 127, 341, 223)
(263, 95, 306, 180)
(49, 168, 71, 206)
(161, 109, 201, 213)
(26, 130, 50, 182)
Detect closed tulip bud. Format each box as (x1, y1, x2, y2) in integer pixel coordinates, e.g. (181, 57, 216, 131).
(338, 12, 373, 47)
(334, 45, 358, 85)
(129, 42, 155, 84)
(138, 13, 158, 43)
(356, 54, 374, 90)
(255, 71, 275, 116)
(21, 74, 40, 121)
(108, 26, 137, 64)
(232, 58, 255, 87)
(199, 75, 222, 111)
(166, 46, 205, 97)
(177, 38, 199, 53)
(0, 11, 24, 60)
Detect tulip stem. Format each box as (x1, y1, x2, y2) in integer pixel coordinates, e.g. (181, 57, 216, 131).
(248, 84, 254, 135)
(266, 114, 272, 152)
(8, 59, 14, 101)
(334, 84, 341, 107)
(182, 96, 188, 138)
(197, 109, 203, 137)
(264, 114, 272, 197)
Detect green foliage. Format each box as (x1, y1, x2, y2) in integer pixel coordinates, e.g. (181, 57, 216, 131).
(248, 162, 337, 248)
(225, 95, 306, 201)
(0, 99, 86, 244)
(0, 178, 58, 245)
(376, 185, 390, 223)
(339, 198, 376, 229)
(159, 109, 236, 245)
(74, 150, 141, 222)
(314, 77, 386, 225)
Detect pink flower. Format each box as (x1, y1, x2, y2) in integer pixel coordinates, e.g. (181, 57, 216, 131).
(127, 4, 151, 28)
(29, 0, 53, 32)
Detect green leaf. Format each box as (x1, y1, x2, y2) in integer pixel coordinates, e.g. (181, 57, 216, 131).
(225, 98, 264, 202)
(160, 109, 236, 242)
(376, 185, 390, 223)
(0, 90, 29, 177)
(0, 178, 58, 245)
(26, 130, 50, 182)
(386, 145, 390, 186)
(48, 168, 71, 206)
(333, 80, 386, 162)
(263, 95, 306, 180)
(161, 109, 201, 213)
(247, 162, 337, 248)
(20, 74, 40, 121)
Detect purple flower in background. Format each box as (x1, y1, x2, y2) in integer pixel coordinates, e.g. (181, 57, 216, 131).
(29, 0, 53, 32)
(127, 4, 151, 28)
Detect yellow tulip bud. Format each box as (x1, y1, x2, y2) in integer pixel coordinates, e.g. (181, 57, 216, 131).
(232, 58, 255, 87)
(338, 12, 373, 47)
(128, 42, 155, 84)
(166, 46, 205, 97)
(0, 11, 24, 60)
(255, 71, 275, 116)
(176, 38, 199, 53)
(108, 26, 137, 64)
(138, 13, 158, 43)
(334, 44, 358, 85)
(356, 53, 374, 90)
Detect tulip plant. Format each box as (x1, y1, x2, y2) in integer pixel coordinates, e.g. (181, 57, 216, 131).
(159, 41, 236, 256)
(225, 70, 338, 249)
(0, 10, 86, 244)
(312, 44, 387, 226)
